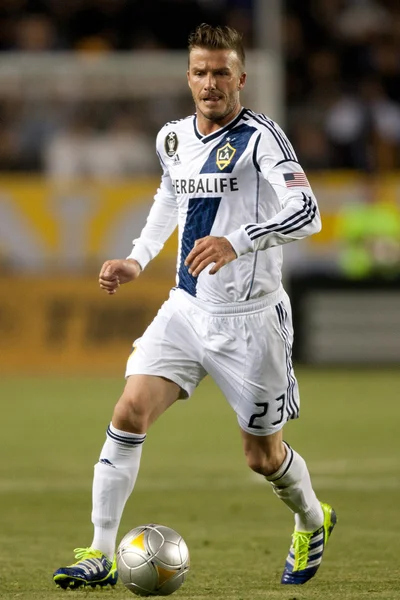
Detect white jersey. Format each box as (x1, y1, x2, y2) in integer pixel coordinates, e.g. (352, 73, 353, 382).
(128, 107, 321, 304)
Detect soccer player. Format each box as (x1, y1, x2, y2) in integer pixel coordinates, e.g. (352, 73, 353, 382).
(53, 23, 336, 589)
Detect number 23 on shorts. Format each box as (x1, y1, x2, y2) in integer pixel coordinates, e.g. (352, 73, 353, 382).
(247, 394, 285, 429)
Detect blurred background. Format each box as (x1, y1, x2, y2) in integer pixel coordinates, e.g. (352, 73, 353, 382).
(0, 0, 399, 374)
(2, 4, 400, 598)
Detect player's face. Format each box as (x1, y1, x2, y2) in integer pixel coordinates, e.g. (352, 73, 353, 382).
(187, 48, 246, 129)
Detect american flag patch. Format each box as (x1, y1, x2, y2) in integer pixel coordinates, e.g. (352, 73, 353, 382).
(284, 172, 310, 187)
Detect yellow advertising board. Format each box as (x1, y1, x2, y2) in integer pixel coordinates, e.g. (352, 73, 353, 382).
(0, 275, 173, 375)
(0, 172, 400, 272)
(1, 171, 400, 374)
(0, 176, 178, 271)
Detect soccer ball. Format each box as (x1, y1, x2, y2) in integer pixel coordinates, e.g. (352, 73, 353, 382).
(117, 524, 190, 596)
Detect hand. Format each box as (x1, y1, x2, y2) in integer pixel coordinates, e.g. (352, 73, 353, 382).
(99, 258, 141, 295)
(184, 236, 237, 277)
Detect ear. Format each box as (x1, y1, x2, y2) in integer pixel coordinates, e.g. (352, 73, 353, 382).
(238, 72, 247, 90)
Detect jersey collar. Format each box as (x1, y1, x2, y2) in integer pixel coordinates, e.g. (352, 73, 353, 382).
(193, 107, 246, 144)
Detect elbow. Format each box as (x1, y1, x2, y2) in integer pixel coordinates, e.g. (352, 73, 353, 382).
(311, 213, 322, 235)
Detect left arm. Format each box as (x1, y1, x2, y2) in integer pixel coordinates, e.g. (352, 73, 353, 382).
(186, 158, 321, 276)
(225, 166, 321, 258)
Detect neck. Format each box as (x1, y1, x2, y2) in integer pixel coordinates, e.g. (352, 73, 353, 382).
(196, 104, 243, 136)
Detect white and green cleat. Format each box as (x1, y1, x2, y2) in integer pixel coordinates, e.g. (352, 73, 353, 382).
(281, 502, 337, 585)
(53, 547, 118, 589)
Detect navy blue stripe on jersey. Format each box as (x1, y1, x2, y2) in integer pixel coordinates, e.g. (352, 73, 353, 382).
(245, 194, 315, 236)
(199, 124, 256, 174)
(193, 108, 246, 143)
(244, 109, 296, 161)
(246, 194, 315, 237)
(258, 113, 298, 160)
(275, 302, 298, 419)
(178, 197, 222, 296)
(252, 133, 262, 172)
(245, 194, 317, 240)
(274, 158, 301, 168)
(157, 150, 167, 169)
(245, 170, 260, 300)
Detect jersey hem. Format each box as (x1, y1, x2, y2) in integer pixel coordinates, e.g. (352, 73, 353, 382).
(176, 285, 284, 315)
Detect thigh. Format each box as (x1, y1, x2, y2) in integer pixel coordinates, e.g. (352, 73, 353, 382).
(114, 374, 181, 432)
(204, 293, 300, 436)
(126, 291, 207, 399)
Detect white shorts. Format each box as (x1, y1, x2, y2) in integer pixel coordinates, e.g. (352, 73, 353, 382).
(126, 286, 300, 436)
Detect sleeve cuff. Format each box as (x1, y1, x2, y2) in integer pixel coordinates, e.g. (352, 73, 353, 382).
(126, 243, 152, 270)
(224, 227, 254, 257)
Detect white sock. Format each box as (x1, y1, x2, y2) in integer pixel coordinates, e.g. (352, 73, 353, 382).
(91, 423, 146, 559)
(266, 442, 324, 532)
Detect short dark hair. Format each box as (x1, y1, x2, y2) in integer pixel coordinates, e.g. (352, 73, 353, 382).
(188, 23, 245, 68)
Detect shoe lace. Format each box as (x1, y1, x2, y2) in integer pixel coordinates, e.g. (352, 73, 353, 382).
(73, 547, 101, 561)
(292, 532, 311, 570)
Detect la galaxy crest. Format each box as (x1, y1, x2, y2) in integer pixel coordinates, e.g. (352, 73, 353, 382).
(165, 131, 178, 157)
(216, 141, 236, 170)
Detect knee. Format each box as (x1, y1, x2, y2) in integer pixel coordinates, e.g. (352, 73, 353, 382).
(245, 447, 285, 477)
(112, 391, 150, 433)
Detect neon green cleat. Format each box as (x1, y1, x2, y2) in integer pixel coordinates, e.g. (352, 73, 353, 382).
(281, 502, 337, 584)
(53, 547, 118, 589)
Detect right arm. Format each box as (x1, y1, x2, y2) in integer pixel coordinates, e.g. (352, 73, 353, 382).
(126, 168, 178, 270)
(99, 156, 178, 295)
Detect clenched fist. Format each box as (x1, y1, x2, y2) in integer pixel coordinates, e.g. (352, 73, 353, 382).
(99, 258, 141, 295)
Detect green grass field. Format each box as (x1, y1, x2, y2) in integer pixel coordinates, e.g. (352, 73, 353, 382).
(1, 368, 400, 600)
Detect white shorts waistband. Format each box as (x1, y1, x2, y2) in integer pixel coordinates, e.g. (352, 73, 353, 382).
(176, 285, 285, 316)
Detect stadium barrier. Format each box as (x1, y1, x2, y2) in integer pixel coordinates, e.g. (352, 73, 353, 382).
(290, 274, 400, 365)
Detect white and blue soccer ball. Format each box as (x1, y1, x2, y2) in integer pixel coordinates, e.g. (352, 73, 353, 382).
(117, 524, 190, 596)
